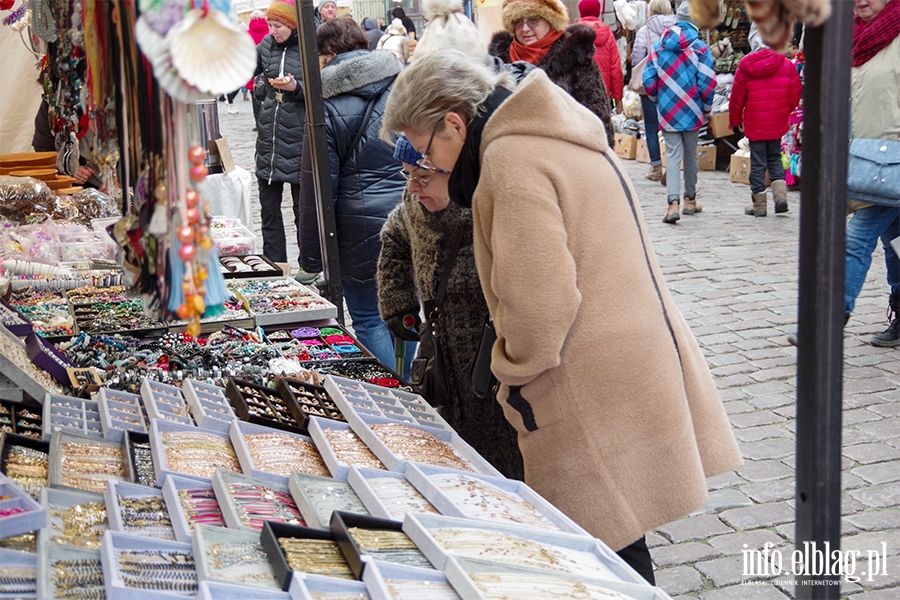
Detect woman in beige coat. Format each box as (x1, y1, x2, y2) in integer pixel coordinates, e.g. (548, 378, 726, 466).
(382, 50, 742, 583)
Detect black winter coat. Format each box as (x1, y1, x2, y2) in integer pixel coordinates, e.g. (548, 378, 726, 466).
(489, 25, 615, 146)
(299, 50, 405, 285)
(255, 32, 306, 184)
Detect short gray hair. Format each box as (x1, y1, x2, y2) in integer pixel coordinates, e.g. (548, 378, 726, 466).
(381, 50, 510, 140)
(649, 0, 672, 15)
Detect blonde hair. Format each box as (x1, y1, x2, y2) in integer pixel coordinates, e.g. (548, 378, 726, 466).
(381, 50, 511, 140)
(649, 0, 672, 16)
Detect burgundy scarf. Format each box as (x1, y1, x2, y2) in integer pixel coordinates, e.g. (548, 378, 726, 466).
(852, 0, 900, 67)
(509, 29, 565, 65)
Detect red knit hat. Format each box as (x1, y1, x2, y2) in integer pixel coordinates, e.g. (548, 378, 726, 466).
(578, 0, 601, 18)
(267, 0, 297, 30)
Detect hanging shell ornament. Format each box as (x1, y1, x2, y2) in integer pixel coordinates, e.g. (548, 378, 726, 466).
(136, 17, 211, 103)
(169, 8, 257, 97)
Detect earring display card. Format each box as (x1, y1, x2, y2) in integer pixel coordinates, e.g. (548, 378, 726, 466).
(324, 376, 449, 431)
(277, 377, 346, 426)
(346, 414, 500, 478)
(41, 393, 103, 443)
(226, 277, 337, 326)
(330, 511, 433, 579)
(347, 466, 438, 522)
(192, 524, 280, 590)
(0, 547, 36, 599)
(48, 430, 129, 495)
(0, 472, 46, 540)
(40, 487, 107, 550)
(288, 472, 370, 531)
(105, 480, 176, 541)
(183, 380, 236, 433)
(361, 559, 460, 600)
(401, 512, 635, 584)
(443, 556, 669, 600)
(226, 378, 305, 434)
(149, 419, 242, 486)
(100, 531, 198, 600)
(404, 464, 590, 538)
(0, 400, 43, 440)
(287, 573, 371, 600)
(124, 430, 155, 487)
(259, 520, 356, 591)
(37, 541, 105, 600)
(142, 379, 196, 427)
(161, 475, 226, 544)
(230, 420, 329, 484)
(306, 417, 386, 481)
(0, 432, 50, 501)
(98, 388, 149, 443)
(212, 469, 305, 532)
(266, 325, 370, 362)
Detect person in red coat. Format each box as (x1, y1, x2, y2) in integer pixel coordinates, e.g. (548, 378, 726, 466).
(577, 0, 623, 113)
(248, 11, 270, 125)
(729, 47, 802, 216)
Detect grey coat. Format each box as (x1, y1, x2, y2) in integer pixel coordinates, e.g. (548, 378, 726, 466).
(255, 32, 306, 184)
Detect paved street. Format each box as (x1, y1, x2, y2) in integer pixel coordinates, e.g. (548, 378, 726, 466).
(218, 101, 898, 599)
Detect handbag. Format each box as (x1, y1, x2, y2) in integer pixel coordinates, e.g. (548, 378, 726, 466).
(56, 132, 80, 177)
(253, 73, 267, 102)
(408, 229, 464, 410)
(470, 313, 498, 400)
(847, 139, 900, 207)
(628, 26, 652, 95)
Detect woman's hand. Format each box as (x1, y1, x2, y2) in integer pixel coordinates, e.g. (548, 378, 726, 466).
(271, 73, 298, 92)
(73, 165, 95, 185)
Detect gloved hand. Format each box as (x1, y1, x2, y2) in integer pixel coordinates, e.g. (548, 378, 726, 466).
(386, 312, 421, 341)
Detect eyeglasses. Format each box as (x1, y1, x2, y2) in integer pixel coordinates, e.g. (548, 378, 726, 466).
(513, 17, 543, 31)
(399, 168, 437, 188)
(416, 123, 450, 174)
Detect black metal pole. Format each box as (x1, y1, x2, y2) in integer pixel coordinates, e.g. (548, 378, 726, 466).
(794, 2, 853, 598)
(295, 0, 345, 325)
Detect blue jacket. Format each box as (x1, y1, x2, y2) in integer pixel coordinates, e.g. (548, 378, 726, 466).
(642, 21, 716, 132)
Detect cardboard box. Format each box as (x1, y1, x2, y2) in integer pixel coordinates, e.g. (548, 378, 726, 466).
(697, 145, 717, 171)
(614, 133, 638, 160)
(730, 155, 751, 184)
(708, 111, 732, 138)
(635, 138, 651, 164)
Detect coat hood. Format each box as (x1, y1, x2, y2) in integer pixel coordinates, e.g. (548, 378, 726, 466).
(249, 17, 269, 35)
(482, 68, 609, 155)
(361, 16, 379, 31)
(738, 48, 786, 78)
(320, 49, 404, 99)
(646, 13, 675, 38)
(578, 16, 612, 45)
(660, 22, 700, 52)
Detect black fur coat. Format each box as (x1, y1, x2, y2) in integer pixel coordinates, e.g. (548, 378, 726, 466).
(489, 25, 615, 146)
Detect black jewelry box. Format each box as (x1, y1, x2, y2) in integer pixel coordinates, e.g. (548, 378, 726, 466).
(226, 378, 306, 434)
(123, 430, 154, 487)
(0, 431, 51, 501)
(330, 510, 417, 580)
(0, 399, 44, 439)
(259, 520, 356, 591)
(220, 254, 283, 279)
(277, 377, 345, 426)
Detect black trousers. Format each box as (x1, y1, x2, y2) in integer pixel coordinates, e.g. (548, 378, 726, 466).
(616, 535, 655, 585)
(257, 177, 300, 263)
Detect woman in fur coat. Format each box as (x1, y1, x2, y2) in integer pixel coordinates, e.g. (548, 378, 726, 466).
(488, 0, 614, 145)
(377, 137, 524, 480)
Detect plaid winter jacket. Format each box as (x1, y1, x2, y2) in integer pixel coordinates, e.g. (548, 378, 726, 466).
(642, 22, 716, 132)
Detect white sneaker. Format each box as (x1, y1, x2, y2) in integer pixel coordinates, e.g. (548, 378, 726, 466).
(227, 105, 238, 114)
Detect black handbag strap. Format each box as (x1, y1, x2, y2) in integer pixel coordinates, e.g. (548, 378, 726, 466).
(431, 228, 465, 316)
(340, 76, 395, 169)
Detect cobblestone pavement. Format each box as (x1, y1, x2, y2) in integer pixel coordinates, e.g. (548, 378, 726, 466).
(218, 102, 898, 599)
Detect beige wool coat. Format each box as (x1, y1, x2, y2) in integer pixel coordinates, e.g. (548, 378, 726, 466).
(471, 70, 743, 551)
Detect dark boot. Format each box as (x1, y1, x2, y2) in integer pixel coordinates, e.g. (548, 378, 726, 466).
(871, 292, 900, 347)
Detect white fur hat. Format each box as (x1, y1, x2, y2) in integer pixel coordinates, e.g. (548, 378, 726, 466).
(414, 0, 487, 64)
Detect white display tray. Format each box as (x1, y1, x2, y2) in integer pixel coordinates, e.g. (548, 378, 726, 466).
(149, 418, 242, 486)
(346, 413, 501, 477)
(288, 471, 369, 530)
(404, 464, 590, 537)
(324, 376, 451, 431)
(444, 556, 673, 600)
(104, 480, 176, 540)
(42, 393, 103, 443)
(288, 573, 371, 600)
(184, 380, 235, 433)
(37, 540, 103, 600)
(306, 416, 385, 481)
(0, 548, 36, 599)
(192, 523, 280, 590)
(98, 388, 148, 443)
(402, 512, 642, 584)
(142, 379, 195, 427)
(39, 487, 106, 549)
(161, 474, 223, 544)
(212, 469, 302, 532)
(0, 472, 46, 539)
(201, 580, 291, 600)
(362, 559, 459, 600)
(229, 420, 328, 486)
(48, 429, 129, 493)
(100, 530, 197, 600)
(227, 277, 338, 326)
(347, 466, 437, 521)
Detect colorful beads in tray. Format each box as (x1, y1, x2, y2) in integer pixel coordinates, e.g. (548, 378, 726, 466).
(268, 326, 367, 360)
(73, 297, 166, 334)
(7, 288, 73, 338)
